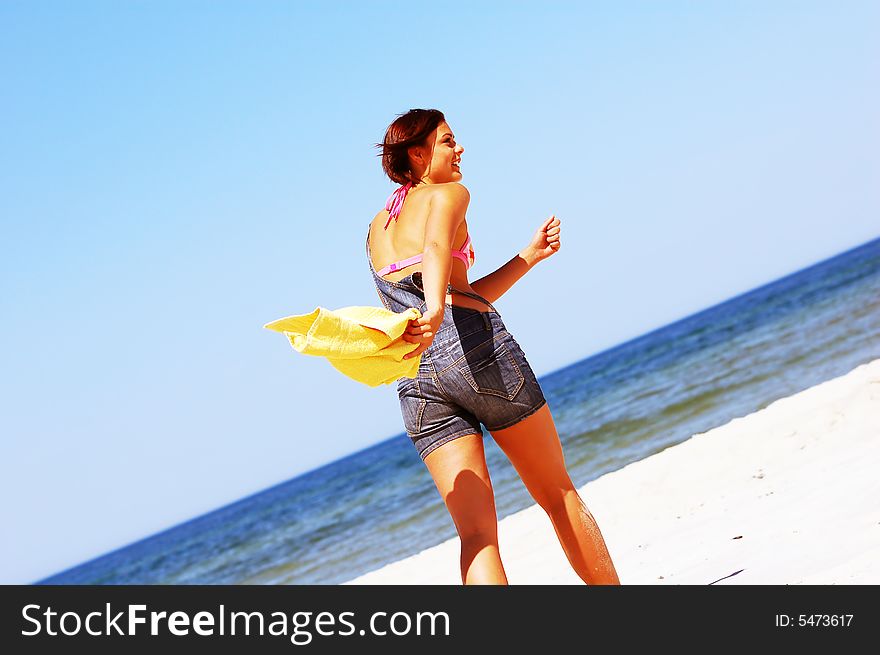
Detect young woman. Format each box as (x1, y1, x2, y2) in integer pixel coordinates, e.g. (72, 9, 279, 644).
(366, 109, 620, 585)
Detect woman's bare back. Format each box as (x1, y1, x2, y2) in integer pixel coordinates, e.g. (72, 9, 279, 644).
(368, 184, 491, 313)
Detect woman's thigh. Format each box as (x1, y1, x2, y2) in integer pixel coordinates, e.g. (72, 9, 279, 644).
(489, 403, 576, 509)
(423, 434, 499, 537)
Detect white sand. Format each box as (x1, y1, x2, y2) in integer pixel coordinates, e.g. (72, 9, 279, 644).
(344, 359, 880, 585)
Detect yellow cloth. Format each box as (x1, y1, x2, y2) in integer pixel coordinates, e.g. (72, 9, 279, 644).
(263, 305, 423, 387)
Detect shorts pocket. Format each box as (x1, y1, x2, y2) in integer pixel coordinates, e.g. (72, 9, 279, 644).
(456, 338, 525, 401)
(398, 378, 426, 435)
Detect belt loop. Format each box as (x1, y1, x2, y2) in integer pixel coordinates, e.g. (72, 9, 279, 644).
(482, 313, 491, 330)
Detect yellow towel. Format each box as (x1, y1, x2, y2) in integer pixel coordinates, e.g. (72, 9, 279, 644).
(263, 305, 423, 387)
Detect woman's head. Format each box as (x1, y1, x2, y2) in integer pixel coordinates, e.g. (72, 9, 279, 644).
(377, 109, 464, 186)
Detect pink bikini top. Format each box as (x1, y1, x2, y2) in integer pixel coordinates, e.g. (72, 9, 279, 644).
(376, 182, 476, 277)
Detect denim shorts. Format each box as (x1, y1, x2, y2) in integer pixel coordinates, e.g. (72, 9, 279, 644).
(396, 305, 547, 461)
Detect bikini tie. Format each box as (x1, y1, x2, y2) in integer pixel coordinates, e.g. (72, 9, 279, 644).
(383, 182, 414, 230)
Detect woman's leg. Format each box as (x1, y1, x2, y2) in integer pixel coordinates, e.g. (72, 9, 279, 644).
(423, 434, 508, 585)
(490, 403, 621, 585)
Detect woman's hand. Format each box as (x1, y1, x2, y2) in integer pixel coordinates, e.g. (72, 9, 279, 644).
(402, 308, 444, 360)
(522, 215, 561, 265)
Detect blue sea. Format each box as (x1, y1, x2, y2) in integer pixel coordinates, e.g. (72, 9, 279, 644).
(37, 237, 880, 585)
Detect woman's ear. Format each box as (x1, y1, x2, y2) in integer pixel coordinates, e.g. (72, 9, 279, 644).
(407, 144, 424, 166)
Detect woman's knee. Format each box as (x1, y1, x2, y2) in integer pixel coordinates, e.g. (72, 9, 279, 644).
(535, 485, 580, 515)
(526, 476, 578, 515)
(458, 525, 499, 550)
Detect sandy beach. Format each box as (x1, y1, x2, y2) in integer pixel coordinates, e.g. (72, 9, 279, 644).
(344, 358, 880, 585)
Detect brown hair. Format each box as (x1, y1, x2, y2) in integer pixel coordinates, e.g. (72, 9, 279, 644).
(375, 108, 446, 185)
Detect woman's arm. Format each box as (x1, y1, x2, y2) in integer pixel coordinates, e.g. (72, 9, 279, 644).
(469, 249, 539, 304)
(470, 215, 562, 304)
(421, 184, 470, 314)
(402, 184, 470, 361)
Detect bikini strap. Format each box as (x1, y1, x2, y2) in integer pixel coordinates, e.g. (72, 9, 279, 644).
(383, 182, 414, 230)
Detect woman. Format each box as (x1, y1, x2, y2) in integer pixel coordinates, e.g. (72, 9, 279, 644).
(366, 109, 620, 585)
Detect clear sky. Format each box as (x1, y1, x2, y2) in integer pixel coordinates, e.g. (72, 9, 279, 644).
(2, 1, 877, 584)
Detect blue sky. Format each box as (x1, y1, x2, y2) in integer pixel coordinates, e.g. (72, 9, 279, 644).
(1, 1, 877, 584)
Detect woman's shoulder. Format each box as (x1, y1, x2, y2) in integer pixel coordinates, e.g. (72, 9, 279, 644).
(426, 181, 470, 204)
(370, 182, 470, 226)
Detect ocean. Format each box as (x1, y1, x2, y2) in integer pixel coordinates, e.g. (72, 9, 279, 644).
(37, 237, 880, 585)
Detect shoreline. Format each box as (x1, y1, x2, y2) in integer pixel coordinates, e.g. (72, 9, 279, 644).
(344, 358, 880, 584)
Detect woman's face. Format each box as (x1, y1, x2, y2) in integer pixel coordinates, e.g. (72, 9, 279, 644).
(416, 121, 465, 184)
